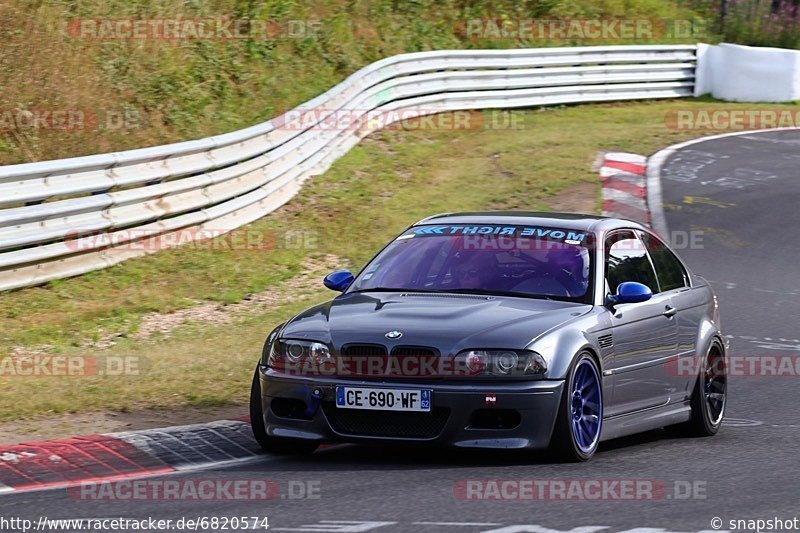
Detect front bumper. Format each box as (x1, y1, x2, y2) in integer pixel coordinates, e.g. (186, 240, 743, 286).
(258, 366, 564, 450)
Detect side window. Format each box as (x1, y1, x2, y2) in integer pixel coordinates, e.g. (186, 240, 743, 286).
(639, 231, 689, 292)
(605, 230, 659, 295)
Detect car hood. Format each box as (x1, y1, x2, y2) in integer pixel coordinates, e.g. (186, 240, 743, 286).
(280, 291, 592, 354)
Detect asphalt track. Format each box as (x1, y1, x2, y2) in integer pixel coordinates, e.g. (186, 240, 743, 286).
(2, 130, 799, 532)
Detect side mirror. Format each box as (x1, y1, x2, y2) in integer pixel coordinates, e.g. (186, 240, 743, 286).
(323, 270, 354, 292)
(607, 281, 653, 306)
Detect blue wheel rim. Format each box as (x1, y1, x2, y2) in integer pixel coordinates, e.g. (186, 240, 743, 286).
(570, 358, 602, 454)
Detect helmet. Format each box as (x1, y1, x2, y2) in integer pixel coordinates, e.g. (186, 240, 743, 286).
(546, 244, 590, 283)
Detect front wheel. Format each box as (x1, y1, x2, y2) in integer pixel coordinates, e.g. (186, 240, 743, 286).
(250, 367, 319, 455)
(549, 352, 603, 462)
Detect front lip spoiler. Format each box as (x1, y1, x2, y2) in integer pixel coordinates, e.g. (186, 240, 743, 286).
(258, 367, 565, 450)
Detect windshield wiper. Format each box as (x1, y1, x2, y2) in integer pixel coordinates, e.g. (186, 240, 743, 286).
(446, 288, 556, 300)
(350, 287, 569, 302)
(349, 287, 445, 294)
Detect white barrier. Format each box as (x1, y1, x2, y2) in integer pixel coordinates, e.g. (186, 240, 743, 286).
(695, 42, 800, 101)
(0, 45, 697, 292)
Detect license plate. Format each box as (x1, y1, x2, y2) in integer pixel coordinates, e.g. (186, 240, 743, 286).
(335, 387, 431, 412)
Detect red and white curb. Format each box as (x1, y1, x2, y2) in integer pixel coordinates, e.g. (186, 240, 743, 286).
(598, 152, 650, 225)
(0, 417, 262, 494)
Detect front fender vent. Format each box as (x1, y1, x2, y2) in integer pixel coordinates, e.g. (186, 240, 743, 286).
(598, 334, 614, 349)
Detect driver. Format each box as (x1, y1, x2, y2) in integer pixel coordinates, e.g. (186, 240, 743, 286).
(545, 245, 590, 297)
(451, 252, 500, 290)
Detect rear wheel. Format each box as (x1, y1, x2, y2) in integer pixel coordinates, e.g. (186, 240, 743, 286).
(686, 342, 726, 436)
(549, 352, 603, 462)
(250, 367, 319, 455)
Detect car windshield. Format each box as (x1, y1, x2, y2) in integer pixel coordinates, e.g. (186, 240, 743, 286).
(350, 224, 594, 303)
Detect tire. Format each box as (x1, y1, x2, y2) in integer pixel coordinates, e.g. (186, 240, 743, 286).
(686, 341, 726, 436)
(250, 367, 319, 455)
(549, 352, 603, 462)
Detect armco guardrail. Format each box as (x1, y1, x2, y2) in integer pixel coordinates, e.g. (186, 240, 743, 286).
(0, 45, 696, 292)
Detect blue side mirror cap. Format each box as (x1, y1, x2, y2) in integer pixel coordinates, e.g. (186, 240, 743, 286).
(608, 281, 653, 306)
(323, 270, 354, 292)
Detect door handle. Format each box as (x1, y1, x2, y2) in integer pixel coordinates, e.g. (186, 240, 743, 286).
(663, 305, 678, 318)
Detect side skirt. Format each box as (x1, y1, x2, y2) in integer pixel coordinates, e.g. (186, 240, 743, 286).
(599, 400, 691, 442)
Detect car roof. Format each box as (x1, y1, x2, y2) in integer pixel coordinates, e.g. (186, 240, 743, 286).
(414, 211, 646, 233)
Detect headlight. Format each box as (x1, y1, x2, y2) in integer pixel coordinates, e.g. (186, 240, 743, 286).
(260, 325, 283, 366)
(452, 350, 547, 377)
(267, 339, 332, 369)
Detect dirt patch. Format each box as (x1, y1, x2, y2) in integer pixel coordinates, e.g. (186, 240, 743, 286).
(0, 404, 247, 445)
(546, 181, 599, 214)
(87, 254, 342, 348)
